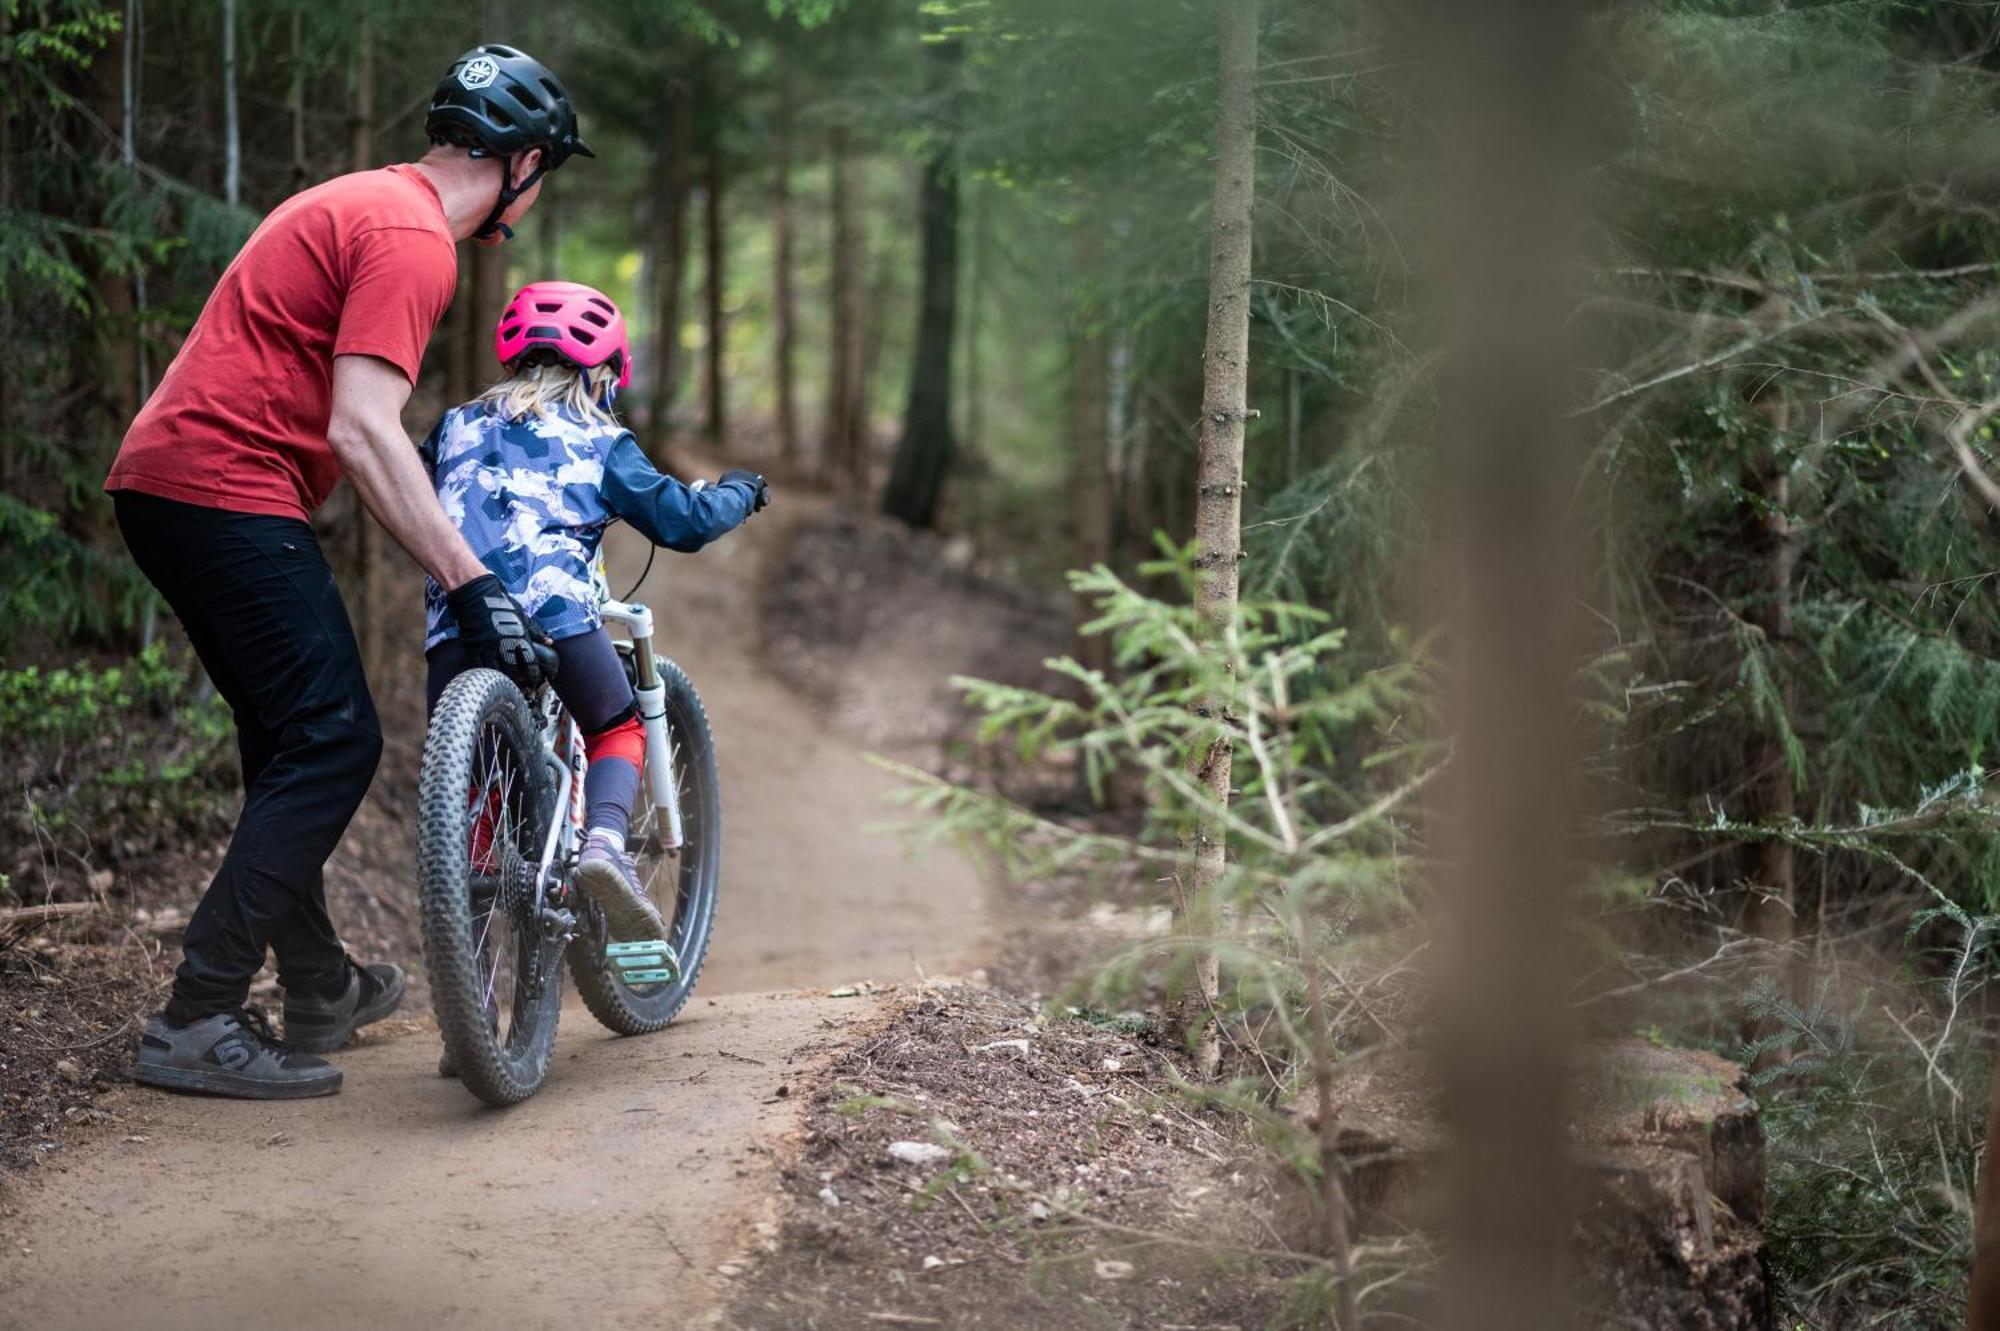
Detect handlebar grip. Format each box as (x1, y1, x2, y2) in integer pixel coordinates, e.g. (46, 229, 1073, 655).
(533, 642, 560, 683)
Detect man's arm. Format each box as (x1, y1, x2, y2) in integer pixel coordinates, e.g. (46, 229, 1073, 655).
(325, 353, 488, 590)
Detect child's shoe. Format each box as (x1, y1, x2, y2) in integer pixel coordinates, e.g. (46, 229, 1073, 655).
(574, 829, 666, 941)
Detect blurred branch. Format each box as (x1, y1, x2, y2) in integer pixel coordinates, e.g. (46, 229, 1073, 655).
(1572, 312, 1840, 419)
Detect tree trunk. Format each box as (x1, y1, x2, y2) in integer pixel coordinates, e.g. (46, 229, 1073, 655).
(221, 0, 239, 208)
(1108, 324, 1133, 550)
(854, 245, 896, 487)
(883, 47, 964, 529)
(0, 3, 11, 486)
(120, 0, 155, 648)
(1972, 1070, 2000, 1327)
(1745, 407, 1800, 1072)
(704, 135, 727, 447)
(822, 125, 865, 489)
(446, 249, 475, 405)
(287, 10, 307, 194)
(120, 0, 150, 405)
(1419, 1, 1590, 1328)
(349, 21, 383, 677)
(1070, 227, 1114, 674)
(962, 181, 985, 461)
(648, 77, 694, 440)
(772, 93, 800, 466)
(1172, 0, 1258, 1085)
(470, 247, 507, 377)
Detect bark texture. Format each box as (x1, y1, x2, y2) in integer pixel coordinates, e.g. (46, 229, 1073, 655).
(1172, 0, 1258, 1081)
(1282, 1043, 1771, 1331)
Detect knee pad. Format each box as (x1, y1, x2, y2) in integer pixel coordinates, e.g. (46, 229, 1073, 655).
(583, 714, 645, 769)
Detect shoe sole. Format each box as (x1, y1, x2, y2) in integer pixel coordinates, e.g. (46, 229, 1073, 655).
(574, 860, 666, 940)
(133, 1061, 342, 1100)
(284, 967, 410, 1055)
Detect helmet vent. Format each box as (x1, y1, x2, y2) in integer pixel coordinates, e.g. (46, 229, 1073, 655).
(570, 328, 598, 345)
(524, 324, 563, 340)
(587, 297, 615, 312)
(534, 302, 563, 313)
(580, 311, 609, 328)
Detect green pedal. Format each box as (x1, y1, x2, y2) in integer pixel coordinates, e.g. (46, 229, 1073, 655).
(605, 939, 679, 984)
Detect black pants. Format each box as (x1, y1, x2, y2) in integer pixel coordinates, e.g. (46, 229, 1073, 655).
(114, 492, 379, 1022)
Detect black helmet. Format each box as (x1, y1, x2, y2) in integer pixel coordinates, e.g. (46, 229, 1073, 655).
(425, 44, 593, 169)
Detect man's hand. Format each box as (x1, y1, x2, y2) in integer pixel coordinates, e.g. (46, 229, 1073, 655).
(447, 575, 552, 690)
(719, 469, 771, 514)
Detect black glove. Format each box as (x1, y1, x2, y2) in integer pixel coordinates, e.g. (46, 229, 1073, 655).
(447, 574, 552, 690)
(719, 469, 771, 514)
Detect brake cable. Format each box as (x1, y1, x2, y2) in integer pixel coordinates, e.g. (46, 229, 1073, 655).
(619, 542, 656, 603)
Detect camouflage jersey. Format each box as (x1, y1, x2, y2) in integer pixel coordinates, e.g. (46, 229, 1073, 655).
(421, 399, 758, 649)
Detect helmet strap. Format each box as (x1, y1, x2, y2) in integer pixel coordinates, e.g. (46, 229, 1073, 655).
(472, 151, 551, 243)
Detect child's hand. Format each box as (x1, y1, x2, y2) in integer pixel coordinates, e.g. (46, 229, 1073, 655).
(719, 469, 770, 514)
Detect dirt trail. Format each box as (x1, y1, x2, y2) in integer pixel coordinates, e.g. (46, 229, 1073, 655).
(0, 480, 990, 1329)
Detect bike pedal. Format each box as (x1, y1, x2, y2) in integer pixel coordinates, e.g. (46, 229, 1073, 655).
(605, 939, 680, 984)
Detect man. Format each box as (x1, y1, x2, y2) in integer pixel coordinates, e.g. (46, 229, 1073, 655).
(106, 45, 587, 1099)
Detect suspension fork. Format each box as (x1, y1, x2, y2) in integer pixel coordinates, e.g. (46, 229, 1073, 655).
(600, 598, 685, 850)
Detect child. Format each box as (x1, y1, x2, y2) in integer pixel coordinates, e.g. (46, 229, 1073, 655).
(422, 280, 768, 940)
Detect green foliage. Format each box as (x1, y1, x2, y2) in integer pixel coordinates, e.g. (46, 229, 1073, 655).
(896, 557, 1421, 1088)
(0, 495, 157, 647)
(1748, 960, 1984, 1327)
(1, 645, 234, 900)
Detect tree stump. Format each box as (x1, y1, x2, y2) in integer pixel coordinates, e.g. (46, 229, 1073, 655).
(1277, 1039, 1770, 1330)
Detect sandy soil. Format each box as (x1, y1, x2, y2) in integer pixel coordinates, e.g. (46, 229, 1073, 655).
(0, 473, 991, 1329)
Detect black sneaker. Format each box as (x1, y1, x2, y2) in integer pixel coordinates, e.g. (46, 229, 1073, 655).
(282, 960, 407, 1054)
(133, 1007, 342, 1100)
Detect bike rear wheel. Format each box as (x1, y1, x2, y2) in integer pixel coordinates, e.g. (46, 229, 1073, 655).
(570, 656, 721, 1035)
(419, 668, 565, 1106)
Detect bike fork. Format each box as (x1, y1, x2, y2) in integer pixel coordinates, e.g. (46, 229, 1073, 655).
(601, 598, 685, 850)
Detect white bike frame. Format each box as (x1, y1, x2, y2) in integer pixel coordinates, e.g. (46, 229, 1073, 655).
(520, 559, 688, 937)
(598, 587, 686, 852)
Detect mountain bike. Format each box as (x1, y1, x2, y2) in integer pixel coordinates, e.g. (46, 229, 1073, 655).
(416, 554, 721, 1106)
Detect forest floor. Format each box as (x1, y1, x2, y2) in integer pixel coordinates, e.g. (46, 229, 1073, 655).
(0, 454, 1289, 1329)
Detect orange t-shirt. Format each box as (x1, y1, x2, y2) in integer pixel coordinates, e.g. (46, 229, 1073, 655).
(107, 164, 457, 520)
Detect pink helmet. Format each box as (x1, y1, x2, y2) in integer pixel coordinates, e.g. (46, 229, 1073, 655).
(494, 280, 632, 389)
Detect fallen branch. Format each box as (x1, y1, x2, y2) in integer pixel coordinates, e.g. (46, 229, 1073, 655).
(1571, 936, 1765, 1009)
(0, 901, 96, 938)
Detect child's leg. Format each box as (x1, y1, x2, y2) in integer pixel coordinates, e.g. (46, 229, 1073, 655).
(424, 639, 472, 714)
(550, 628, 644, 842)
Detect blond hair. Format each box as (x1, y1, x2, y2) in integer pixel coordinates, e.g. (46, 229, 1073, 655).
(476, 358, 620, 427)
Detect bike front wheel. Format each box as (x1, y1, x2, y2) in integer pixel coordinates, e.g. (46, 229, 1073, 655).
(570, 656, 722, 1035)
(418, 668, 565, 1106)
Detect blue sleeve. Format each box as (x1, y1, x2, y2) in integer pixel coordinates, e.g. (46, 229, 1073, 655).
(599, 434, 755, 553)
